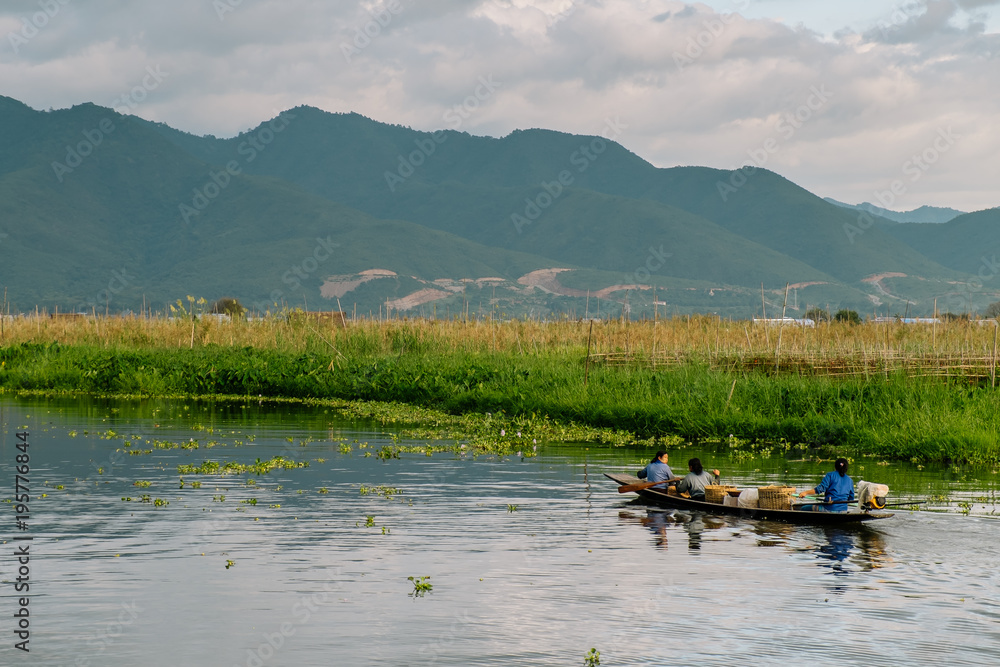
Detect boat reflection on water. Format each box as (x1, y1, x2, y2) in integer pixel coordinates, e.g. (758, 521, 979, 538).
(757, 523, 893, 591)
(618, 509, 728, 551)
(618, 510, 892, 574)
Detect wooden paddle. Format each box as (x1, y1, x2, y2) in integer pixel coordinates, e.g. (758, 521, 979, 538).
(617, 477, 683, 494)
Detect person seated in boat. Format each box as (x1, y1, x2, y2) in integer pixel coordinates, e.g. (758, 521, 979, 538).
(637, 450, 676, 488)
(797, 458, 854, 512)
(674, 458, 720, 501)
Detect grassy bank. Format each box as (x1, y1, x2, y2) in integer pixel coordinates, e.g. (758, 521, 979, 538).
(2, 316, 1000, 464)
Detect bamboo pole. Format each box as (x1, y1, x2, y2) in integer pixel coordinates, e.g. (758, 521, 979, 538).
(723, 377, 737, 413)
(584, 320, 594, 387)
(992, 324, 998, 388)
(775, 282, 789, 371)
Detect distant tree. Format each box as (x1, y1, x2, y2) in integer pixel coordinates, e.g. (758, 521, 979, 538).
(804, 307, 829, 322)
(833, 309, 861, 325)
(941, 312, 969, 321)
(984, 301, 1000, 319)
(211, 297, 245, 318)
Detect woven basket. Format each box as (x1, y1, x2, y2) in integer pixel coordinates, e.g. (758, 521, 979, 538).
(705, 485, 739, 504)
(757, 486, 796, 510)
(667, 486, 678, 496)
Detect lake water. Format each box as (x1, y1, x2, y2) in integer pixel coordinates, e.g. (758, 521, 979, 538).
(1, 395, 998, 666)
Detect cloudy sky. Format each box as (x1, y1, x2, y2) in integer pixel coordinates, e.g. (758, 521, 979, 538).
(2, 0, 998, 211)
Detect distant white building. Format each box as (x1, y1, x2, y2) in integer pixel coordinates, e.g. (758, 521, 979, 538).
(753, 318, 816, 328)
(871, 317, 942, 324)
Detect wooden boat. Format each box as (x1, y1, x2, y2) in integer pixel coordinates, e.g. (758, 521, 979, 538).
(605, 473, 894, 525)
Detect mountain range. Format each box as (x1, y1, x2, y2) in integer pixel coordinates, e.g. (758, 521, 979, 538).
(823, 198, 965, 224)
(0, 95, 997, 318)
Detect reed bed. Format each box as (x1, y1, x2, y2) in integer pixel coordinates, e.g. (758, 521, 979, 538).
(2, 313, 1000, 463)
(2, 313, 998, 355)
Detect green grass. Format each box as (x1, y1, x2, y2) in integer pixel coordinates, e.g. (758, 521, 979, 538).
(2, 336, 1000, 464)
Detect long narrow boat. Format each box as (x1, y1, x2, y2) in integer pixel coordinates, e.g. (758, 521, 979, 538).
(605, 473, 894, 525)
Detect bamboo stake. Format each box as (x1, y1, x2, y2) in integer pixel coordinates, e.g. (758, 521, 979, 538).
(584, 320, 594, 387)
(775, 282, 789, 371)
(992, 323, 998, 388)
(723, 377, 737, 413)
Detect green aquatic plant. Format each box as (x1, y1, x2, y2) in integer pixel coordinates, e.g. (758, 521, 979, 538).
(584, 648, 600, 667)
(359, 485, 400, 498)
(507, 504, 519, 513)
(407, 576, 432, 596)
(176, 456, 308, 476)
(225, 559, 235, 569)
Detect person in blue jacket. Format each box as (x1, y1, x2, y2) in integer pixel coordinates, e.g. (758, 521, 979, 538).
(637, 451, 676, 488)
(798, 458, 855, 511)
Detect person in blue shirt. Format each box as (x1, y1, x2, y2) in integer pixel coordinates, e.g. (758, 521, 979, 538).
(797, 458, 855, 511)
(637, 451, 676, 488)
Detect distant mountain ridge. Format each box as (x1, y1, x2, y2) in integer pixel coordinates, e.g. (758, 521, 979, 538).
(824, 198, 965, 224)
(0, 95, 994, 316)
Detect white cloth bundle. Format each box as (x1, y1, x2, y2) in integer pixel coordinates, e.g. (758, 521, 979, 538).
(857, 480, 889, 508)
(737, 487, 759, 509)
(723, 494, 740, 508)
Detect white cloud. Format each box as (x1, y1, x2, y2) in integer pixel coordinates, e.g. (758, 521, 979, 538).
(0, 0, 997, 210)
